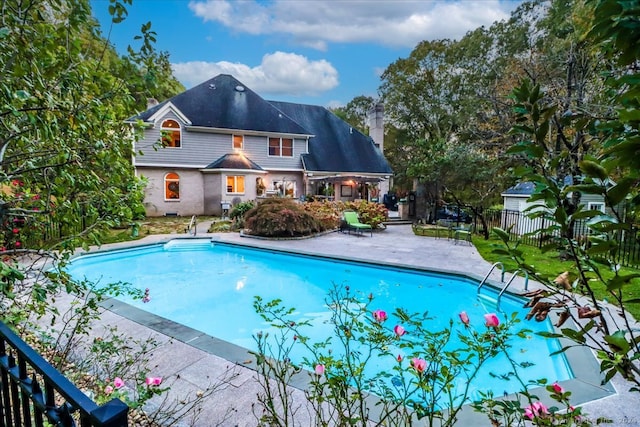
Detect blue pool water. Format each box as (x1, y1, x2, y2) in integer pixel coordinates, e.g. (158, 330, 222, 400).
(66, 240, 572, 400)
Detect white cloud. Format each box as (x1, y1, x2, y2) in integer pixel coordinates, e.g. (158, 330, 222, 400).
(188, 0, 517, 49)
(172, 51, 339, 96)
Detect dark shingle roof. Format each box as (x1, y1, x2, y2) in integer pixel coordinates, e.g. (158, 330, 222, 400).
(131, 74, 311, 136)
(204, 153, 264, 171)
(132, 74, 392, 176)
(269, 101, 392, 175)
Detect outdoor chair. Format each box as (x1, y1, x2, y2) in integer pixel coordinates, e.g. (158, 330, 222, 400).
(452, 223, 473, 245)
(342, 210, 373, 237)
(435, 219, 453, 239)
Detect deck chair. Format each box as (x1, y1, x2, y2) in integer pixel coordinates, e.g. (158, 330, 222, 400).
(453, 223, 473, 245)
(342, 211, 373, 236)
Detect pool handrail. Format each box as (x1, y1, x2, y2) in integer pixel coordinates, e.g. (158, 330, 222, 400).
(496, 268, 529, 311)
(187, 215, 197, 236)
(477, 262, 505, 295)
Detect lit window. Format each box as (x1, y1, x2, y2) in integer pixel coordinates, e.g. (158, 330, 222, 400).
(226, 176, 245, 194)
(233, 134, 243, 150)
(161, 119, 181, 148)
(272, 180, 295, 197)
(165, 172, 180, 200)
(268, 137, 294, 157)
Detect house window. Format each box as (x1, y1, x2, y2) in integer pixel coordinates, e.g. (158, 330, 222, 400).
(273, 179, 295, 197)
(161, 119, 181, 148)
(226, 176, 245, 194)
(268, 137, 293, 157)
(588, 202, 605, 213)
(233, 134, 243, 150)
(165, 172, 180, 200)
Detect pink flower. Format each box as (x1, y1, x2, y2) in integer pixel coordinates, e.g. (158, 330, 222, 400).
(145, 377, 162, 386)
(552, 382, 563, 393)
(14, 241, 21, 248)
(314, 364, 325, 376)
(459, 311, 470, 326)
(12, 228, 19, 234)
(393, 325, 406, 337)
(104, 385, 114, 395)
(484, 313, 500, 328)
(113, 377, 125, 389)
(411, 358, 426, 374)
(372, 309, 388, 323)
(524, 401, 549, 420)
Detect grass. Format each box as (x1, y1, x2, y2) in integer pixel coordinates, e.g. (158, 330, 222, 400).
(412, 224, 640, 319)
(100, 216, 229, 244)
(470, 234, 640, 321)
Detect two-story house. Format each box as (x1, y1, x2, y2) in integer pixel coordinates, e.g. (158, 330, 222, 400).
(129, 74, 392, 216)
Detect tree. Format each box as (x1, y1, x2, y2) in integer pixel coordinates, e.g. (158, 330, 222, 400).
(0, 0, 181, 323)
(329, 95, 376, 134)
(500, 0, 640, 390)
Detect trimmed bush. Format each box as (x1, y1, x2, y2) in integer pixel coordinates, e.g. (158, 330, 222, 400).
(244, 199, 322, 237)
(229, 201, 255, 229)
(342, 200, 388, 229)
(301, 200, 341, 230)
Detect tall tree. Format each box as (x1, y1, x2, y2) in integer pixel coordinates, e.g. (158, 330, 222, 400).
(0, 0, 182, 324)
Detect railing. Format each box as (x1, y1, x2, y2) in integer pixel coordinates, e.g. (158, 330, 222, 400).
(0, 321, 128, 427)
(496, 269, 529, 311)
(477, 262, 505, 295)
(186, 215, 197, 236)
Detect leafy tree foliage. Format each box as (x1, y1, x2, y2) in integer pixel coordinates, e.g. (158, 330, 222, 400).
(377, 0, 613, 226)
(0, 0, 183, 323)
(499, 0, 640, 391)
(329, 95, 376, 134)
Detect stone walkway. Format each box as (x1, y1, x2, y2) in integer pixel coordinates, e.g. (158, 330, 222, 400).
(66, 225, 638, 427)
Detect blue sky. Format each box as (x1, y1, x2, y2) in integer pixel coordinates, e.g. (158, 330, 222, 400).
(91, 0, 521, 108)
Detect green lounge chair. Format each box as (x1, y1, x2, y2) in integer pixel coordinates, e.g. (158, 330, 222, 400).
(342, 211, 373, 236)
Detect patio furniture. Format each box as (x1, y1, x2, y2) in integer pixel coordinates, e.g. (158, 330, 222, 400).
(342, 211, 373, 236)
(452, 223, 473, 245)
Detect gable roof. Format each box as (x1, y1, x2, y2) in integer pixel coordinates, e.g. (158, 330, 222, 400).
(203, 153, 265, 171)
(130, 74, 312, 136)
(131, 74, 392, 177)
(269, 101, 392, 175)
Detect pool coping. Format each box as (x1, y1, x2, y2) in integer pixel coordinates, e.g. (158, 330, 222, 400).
(84, 236, 616, 422)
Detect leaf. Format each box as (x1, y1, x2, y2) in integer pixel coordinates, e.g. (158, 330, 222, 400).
(606, 177, 635, 205)
(604, 331, 630, 353)
(579, 160, 608, 181)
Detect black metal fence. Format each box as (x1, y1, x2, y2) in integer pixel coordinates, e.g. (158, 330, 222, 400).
(479, 209, 640, 269)
(0, 321, 128, 427)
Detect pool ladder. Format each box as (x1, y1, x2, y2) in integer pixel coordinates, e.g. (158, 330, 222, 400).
(477, 262, 529, 311)
(186, 215, 197, 236)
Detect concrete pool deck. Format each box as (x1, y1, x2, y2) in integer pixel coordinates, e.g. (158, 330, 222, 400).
(71, 224, 638, 426)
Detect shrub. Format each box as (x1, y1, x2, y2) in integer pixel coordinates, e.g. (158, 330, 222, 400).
(302, 200, 341, 230)
(229, 201, 255, 229)
(343, 200, 388, 228)
(244, 199, 322, 237)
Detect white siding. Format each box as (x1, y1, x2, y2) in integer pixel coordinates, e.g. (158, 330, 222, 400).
(135, 113, 304, 171)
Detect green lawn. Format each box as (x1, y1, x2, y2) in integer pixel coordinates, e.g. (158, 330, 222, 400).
(471, 234, 640, 321)
(412, 224, 640, 320)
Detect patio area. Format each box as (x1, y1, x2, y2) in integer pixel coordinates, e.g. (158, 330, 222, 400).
(63, 224, 638, 426)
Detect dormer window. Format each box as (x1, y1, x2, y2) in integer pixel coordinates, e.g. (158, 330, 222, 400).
(233, 134, 244, 150)
(161, 119, 181, 148)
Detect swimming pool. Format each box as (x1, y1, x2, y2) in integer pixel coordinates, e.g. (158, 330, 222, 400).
(66, 239, 573, 400)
